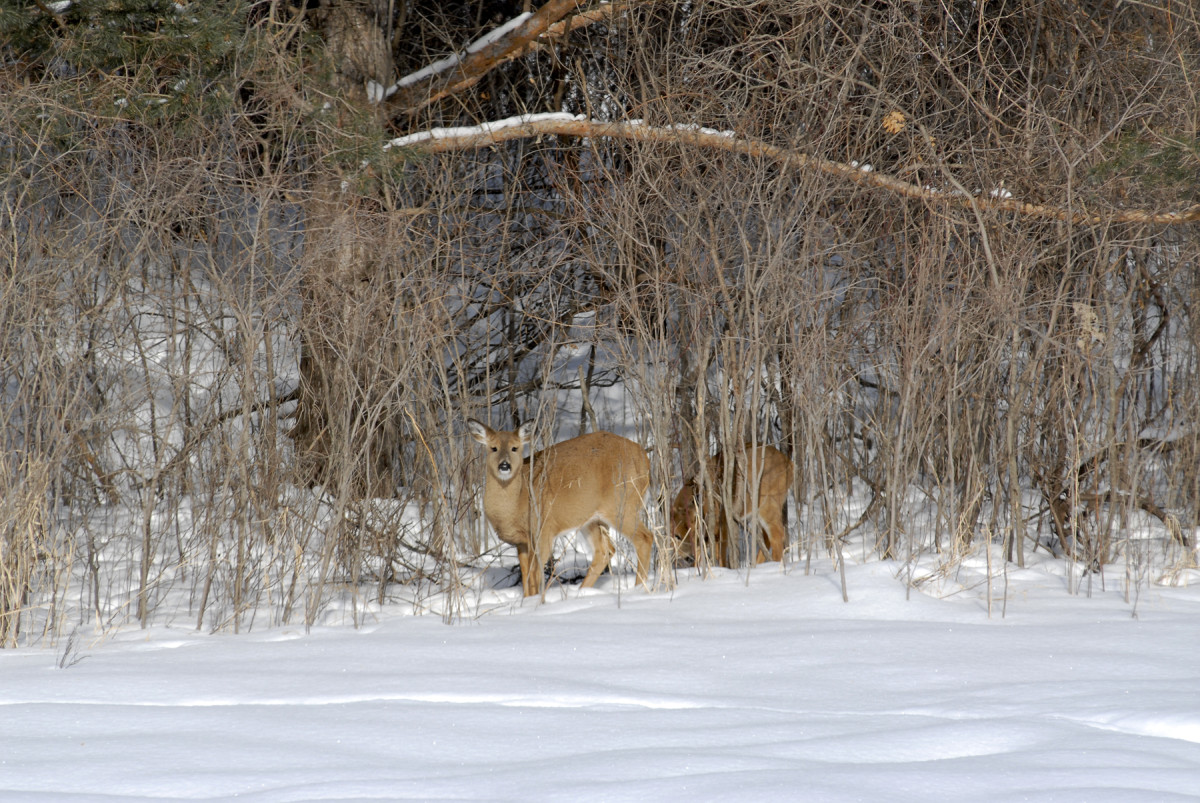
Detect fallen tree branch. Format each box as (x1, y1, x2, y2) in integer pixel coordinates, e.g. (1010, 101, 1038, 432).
(387, 0, 658, 115)
(540, 0, 659, 39)
(388, 0, 580, 114)
(385, 114, 1200, 226)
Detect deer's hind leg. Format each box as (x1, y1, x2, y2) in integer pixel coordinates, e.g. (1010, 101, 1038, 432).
(609, 501, 654, 587)
(581, 521, 615, 588)
(757, 506, 788, 563)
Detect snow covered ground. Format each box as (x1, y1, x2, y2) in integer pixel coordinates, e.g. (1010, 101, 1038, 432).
(3, 551, 1199, 801)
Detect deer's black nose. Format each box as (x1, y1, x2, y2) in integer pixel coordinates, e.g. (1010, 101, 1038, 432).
(498, 459, 511, 472)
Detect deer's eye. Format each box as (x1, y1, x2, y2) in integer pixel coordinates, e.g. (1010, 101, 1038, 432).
(490, 446, 497, 452)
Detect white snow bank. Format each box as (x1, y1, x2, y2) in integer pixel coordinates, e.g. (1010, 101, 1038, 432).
(4, 560, 1199, 801)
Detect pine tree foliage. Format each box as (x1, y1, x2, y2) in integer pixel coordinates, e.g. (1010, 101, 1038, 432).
(5, 1, 244, 119)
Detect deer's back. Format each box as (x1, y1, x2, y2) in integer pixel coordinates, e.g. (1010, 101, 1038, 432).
(527, 432, 650, 513)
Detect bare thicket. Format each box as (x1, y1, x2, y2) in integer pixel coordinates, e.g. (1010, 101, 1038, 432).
(3, 0, 1198, 643)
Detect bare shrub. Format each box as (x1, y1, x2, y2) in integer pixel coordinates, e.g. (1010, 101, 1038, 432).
(3, 0, 1198, 643)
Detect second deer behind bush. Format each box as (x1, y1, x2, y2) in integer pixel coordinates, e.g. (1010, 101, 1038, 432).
(671, 444, 793, 568)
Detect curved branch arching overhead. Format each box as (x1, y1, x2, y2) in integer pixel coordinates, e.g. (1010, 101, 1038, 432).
(386, 115, 1200, 227)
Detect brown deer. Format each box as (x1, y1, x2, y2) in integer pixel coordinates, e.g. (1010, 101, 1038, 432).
(467, 419, 655, 597)
(671, 444, 793, 568)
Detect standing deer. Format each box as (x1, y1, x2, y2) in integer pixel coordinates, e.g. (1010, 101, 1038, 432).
(670, 444, 793, 568)
(467, 419, 655, 597)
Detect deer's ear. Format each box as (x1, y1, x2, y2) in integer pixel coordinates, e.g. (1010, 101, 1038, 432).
(517, 421, 535, 445)
(467, 418, 491, 444)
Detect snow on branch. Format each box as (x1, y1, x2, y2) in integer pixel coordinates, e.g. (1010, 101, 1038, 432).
(384, 0, 658, 113)
(375, 12, 532, 103)
(384, 115, 1200, 227)
(384, 112, 587, 149)
(387, 0, 578, 113)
